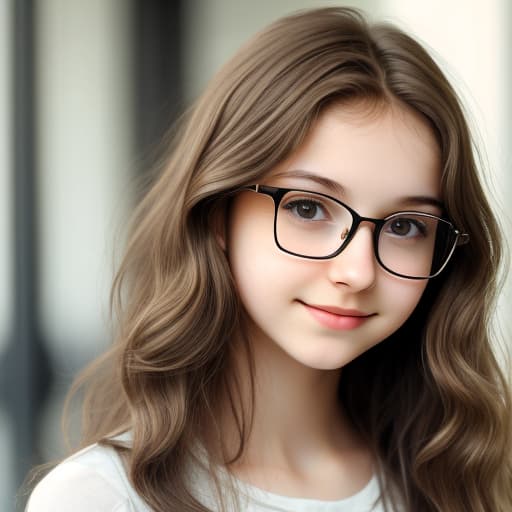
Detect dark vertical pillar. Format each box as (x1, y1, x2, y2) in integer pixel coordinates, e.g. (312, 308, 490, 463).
(134, 0, 184, 169)
(0, 0, 52, 508)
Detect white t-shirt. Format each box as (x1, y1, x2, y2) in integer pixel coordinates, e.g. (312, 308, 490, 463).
(27, 440, 387, 511)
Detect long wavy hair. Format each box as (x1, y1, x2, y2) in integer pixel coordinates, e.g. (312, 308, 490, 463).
(66, 7, 512, 512)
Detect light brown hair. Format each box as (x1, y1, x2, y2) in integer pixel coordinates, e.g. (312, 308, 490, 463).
(64, 7, 511, 511)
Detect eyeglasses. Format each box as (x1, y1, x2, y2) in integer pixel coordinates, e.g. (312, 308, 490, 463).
(242, 185, 469, 280)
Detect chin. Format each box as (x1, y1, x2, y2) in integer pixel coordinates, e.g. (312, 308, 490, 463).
(293, 350, 363, 371)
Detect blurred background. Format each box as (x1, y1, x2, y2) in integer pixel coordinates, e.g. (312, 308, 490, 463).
(1, 0, 510, 510)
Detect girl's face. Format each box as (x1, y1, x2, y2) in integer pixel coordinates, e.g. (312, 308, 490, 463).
(226, 102, 441, 370)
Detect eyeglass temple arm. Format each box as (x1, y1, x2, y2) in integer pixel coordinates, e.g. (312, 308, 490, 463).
(243, 184, 259, 192)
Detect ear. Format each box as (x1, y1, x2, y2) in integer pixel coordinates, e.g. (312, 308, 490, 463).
(216, 229, 227, 251)
(211, 203, 228, 252)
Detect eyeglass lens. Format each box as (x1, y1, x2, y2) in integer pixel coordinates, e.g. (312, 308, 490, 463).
(275, 190, 457, 279)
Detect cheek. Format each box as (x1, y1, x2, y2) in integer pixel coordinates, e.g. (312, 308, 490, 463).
(228, 228, 293, 309)
(227, 203, 312, 325)
(228, 201, 274, 276)
(227, 196, 279, 301)
(384, 278, 428, 324)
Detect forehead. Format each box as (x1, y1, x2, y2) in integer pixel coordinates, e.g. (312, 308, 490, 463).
(267, 101, 442, 212)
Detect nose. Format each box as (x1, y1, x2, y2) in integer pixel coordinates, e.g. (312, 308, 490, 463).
(326, 224, 377, 290)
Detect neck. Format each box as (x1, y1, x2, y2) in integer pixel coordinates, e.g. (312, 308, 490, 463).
(219, 324, 366, 472)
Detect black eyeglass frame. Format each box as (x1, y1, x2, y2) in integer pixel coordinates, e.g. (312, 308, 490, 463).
(243, 184, 470, 280)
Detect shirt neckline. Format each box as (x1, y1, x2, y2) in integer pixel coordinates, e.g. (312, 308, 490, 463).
(234, 472, 381, 511)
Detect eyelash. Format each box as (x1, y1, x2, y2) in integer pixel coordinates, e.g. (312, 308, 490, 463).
(282, 199, 330, 220)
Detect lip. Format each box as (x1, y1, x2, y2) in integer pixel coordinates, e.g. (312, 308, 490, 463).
(305, 303, 371, 317)
(299, 301, 375, 330)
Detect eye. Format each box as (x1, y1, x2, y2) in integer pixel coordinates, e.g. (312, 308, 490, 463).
(385, 217, 427, 238)
(283, 199, 328, 221)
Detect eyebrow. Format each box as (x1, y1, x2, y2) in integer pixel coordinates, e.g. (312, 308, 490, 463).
(270, 169, 444, 210)
(271, 169, 346, 196)
(397, 195, 444, 210)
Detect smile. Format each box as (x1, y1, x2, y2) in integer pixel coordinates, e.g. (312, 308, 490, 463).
(300, 301, 375, 331)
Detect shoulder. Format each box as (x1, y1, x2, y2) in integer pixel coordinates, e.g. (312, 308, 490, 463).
(26, 442, 151, 512)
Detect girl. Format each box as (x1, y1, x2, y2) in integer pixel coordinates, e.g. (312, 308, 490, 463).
(27, 7, 512, 512)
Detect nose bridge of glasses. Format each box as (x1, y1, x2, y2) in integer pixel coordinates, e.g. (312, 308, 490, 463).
(345, 212, 381, 246)
(339, 214, 378, 257)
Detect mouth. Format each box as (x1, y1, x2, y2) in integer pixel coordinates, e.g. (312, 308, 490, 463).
(298, 301, 375, 331)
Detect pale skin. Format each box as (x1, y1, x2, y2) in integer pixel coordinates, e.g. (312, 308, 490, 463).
(220, 101, 442, 500)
